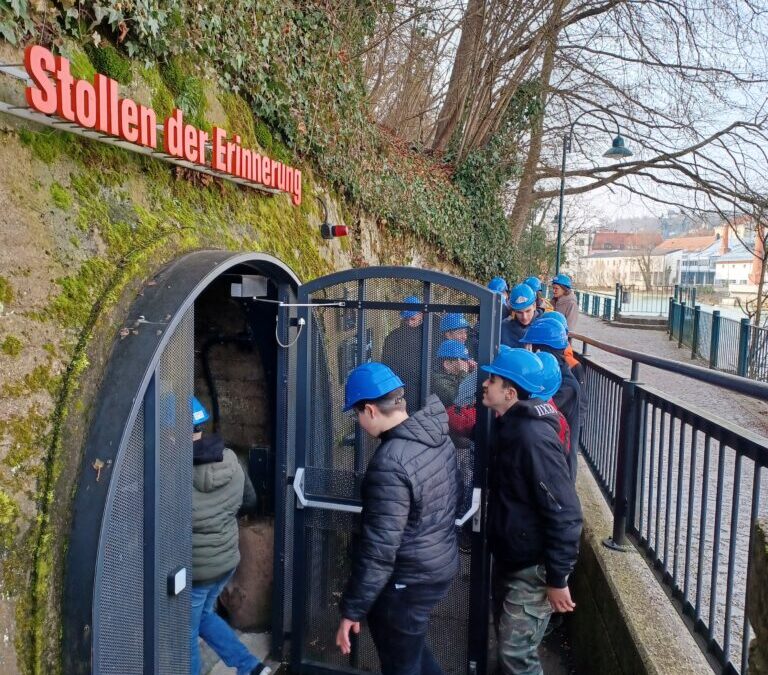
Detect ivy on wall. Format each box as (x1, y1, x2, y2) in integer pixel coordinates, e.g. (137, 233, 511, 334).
(1, 0, 531, 279)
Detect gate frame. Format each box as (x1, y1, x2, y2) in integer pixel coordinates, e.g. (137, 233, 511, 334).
(63, 250, 300, 674)
(290, 266, 501, 675)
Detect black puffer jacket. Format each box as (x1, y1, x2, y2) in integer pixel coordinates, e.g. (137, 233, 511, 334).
(340, 395, 461, 620)
(488, 399, 582, 588)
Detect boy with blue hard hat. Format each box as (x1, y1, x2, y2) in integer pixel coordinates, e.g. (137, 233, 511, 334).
(479, 348, 581, 675)
(500, 283, 542, 349)
(189, 397, 267, 675)
(520, 316, 582, 482)
(381, 295, 425, 414)
(488, 276, 512, 321)
(433, 339, 476, 408)
(336, 363, 461, 675)
(524, 276, 552, 312)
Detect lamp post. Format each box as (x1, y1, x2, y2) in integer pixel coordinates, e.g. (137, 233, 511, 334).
(554, 112, 633, 275)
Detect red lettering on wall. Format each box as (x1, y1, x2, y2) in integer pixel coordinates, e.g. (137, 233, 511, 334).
(74, 79, 97, 128)
(119, 98, 139, 143)
(211, 126, 226, 171)
(24, 45, 57, 114)
(54, 56, 75, 122)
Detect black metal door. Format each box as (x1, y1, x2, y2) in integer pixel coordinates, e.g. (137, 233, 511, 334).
(290, 267, 500, 675)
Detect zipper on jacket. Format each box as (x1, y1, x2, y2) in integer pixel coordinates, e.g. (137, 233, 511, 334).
(539, 481, 562, 511)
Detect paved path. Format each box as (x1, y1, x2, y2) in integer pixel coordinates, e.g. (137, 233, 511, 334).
(575, 315, 768, 438)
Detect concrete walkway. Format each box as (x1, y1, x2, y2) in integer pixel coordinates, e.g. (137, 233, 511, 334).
(575, 314, 768, 438)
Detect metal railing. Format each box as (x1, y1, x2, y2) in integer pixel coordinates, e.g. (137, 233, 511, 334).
(615, 283, 675, 317)
(572, 332, 768, 674)
(574, 290, 613, 320)
(668, 299, 768, 382)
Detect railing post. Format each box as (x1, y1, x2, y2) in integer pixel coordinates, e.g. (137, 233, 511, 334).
(691, 286, 697, 308)
(674, 284, 680, 301)
(738, 318, 751, 377)
(604, 298, 612, 321)
(678, 301, 687, 348)
(691, 305, 701, 359)
(710, 310, 721, 369)
(592, 296, 599, 316)
(668, 297, 674, 337)
(582, 292, 589, 313)
(615, 282, 622, 319)
(604, 360, 641, 551)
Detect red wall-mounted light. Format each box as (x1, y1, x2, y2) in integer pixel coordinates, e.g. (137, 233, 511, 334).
(316, 196, 349, 239)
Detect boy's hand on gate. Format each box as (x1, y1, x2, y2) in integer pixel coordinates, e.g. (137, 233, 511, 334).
(335, 618, 360, 654)
(546, 586, 576, 612)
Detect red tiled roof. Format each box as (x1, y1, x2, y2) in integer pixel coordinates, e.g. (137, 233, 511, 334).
(651, 235, 717, 254)
(589, 231, 661, 252)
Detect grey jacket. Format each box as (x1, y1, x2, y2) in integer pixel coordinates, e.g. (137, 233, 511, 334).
(553, 291, 579, 331)
(192, 447, 244, 583)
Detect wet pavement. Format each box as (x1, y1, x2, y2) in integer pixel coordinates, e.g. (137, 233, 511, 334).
(575, 314, 768, 438)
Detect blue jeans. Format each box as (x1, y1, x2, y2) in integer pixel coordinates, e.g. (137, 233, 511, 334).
(189, 570, 261, 675)
(367, 580, 451, 675)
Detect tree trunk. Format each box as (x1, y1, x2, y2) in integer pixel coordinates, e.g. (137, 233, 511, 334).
(431, 0, 486, 153)
(505, 0, 565, 243)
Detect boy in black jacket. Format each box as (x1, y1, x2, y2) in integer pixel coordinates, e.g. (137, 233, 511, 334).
(480, 348, 582, 675)
(335, 362, 461, 675)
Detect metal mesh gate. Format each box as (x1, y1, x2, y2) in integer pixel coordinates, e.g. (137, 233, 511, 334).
(93, 307, 194, 674)
(292, 270, 499, 675)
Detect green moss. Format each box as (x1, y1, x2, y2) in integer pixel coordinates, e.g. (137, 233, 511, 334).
(254, 120, 273, 150)
(3, 363, 60, 398)
(18, 128, 75, 164)
(221, 92, 257, 147)
(85, 43, 132, 85)
(68, 48, 96, 82)
(160, 57, 208, 130)
(1, 335, 23, 356)
(0, 275, 13, 305)
(50, 182, 72, 210)
(0, 404, 48, 485)
(42, 342, 57, 358)
(141, 65, 175, 120)
(0, 490, 20, 549)
(49, 259, 114, 328)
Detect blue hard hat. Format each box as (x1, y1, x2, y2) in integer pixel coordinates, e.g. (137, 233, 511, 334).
(509, 283, 536, 311)
(545, 311, 568, 331)
(401, 295, 421, 319)
(552, 273, 572, 289)
(520, 316, 569, 350)
(488, 277, 509, 294)
(437, 339, 470, 360)
(537, 352, 562, 400)
(524, 276, 542, 293)
(480, 347, 545, 394)
(191, 396, 210, 425)
(440, 313, 470, 332)
(343, 362, 405, 411)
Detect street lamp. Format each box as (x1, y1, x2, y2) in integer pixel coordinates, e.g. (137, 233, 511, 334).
(554, 112, 633, 275)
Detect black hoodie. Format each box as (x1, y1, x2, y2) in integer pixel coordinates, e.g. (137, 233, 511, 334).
(340, 395, 461, 620)
(488, 399, 582, 588)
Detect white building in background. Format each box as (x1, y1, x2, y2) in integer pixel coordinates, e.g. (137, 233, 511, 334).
(715, 242, 754, 287)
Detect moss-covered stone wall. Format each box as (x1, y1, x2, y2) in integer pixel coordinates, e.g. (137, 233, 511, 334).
(0, 41, 457, 675)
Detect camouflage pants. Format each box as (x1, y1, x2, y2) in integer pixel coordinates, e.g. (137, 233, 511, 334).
(492, 563, 552, 675)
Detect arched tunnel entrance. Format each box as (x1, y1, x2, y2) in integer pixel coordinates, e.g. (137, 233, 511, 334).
(63, 251, 300, 675)
(63, 252, 502, 675)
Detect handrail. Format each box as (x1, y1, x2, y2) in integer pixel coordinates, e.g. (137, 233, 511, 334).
(571, 332, 768, 401)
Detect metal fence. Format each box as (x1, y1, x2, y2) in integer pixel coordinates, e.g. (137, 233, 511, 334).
(574, 290, 613, 321)
(668, 300, 768, 382)
(573, 334, 768, 675)
(616, 284, 675, 316)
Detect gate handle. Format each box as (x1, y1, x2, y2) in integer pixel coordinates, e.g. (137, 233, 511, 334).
(456, 488, 482, 532)
(292, 468, 363, 513)
(293, 469, 481, 532)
